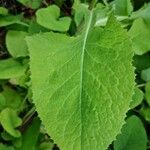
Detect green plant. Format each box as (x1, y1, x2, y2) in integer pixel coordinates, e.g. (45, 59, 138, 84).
(0, 0, 150, 150)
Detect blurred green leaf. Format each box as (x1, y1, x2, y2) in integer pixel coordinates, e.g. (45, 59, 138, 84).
(1, 131, 15, 141)
(17, 0, 42, 9)
(133, 53, 150, 71)
(131, 3, 150, 23)
(0, 108, 22, 138)
(0, 58, 27, 79)
(1, 86, 23, 111)
(140, 106, 150, 123)
(38, 141, 53, 150)
(6, 30, 28, 58)
(28, 21, 49, 34)
(0, 7, 8, 16)
(114, 115, 147, 150)
(114, 0, 133, 16)
(73, 3, 89, 27)
(1, 131, 22, 148)
(128, 18, 150, 55)
(9, 73, 30, 88)
(141, 67, 150, 82)
(12, 137, 22, 148)
(145, 81, 150, 106)
(0, 144, 14, 150)
(130, 87, 144, 109)
(17, 117, 41, 150)
(0, 94, 6, 111)
(36, 5, 71, 32)
(0, 15, 28, 27)
(54, 0, 65, 7)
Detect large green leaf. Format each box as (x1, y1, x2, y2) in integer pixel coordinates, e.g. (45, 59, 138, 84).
(27, 12, 135, 150)
(114, 115, 147, 150)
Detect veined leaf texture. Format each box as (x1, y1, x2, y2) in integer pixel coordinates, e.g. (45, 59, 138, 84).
(27, 8, 135, 150)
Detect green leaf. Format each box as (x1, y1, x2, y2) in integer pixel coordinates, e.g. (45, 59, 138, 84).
(36, 5, 71, 32)
(133, 53, 150, 71)
(1, 131, 15, 141)
(6, 30, 28, 58)
(145, 82, 150, 106)
(130, 87, 144, 109)
(54, 0, 65, 7)
(140, 106, 150, 123)
(38, 141, 54, 150)
(0, 7, 8, 16)
(73, 3, 89, 27)
(1, 86, 23, 111)
(12, 138, 22, 148)
(0, 108, 22, 138)
(0, 93, 6, 111)
(114, 115, 147, 150)
(28, 21, 49, 34)
(0, 58, 27, 79)
(17, 0, 42, 9)
(128, 18, 150, 55)
(18, 117, 41, 150)
(114, 0, 133, 16)
(131, 3, 150, 24)
(0, 144, 14, 150)
(0, 15, 28, 27)
(141, 67, 150, 82)
(27, 13, 135, 150)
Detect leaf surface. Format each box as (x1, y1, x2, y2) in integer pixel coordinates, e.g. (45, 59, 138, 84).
(141, 67, 150, 82)
(145, 82, 150, 106)
(0, 108, 22, 138)
(114, 0, 133, 16)
(1, 86, 23, 111)
(128, 18, 150, 55)
(0, 15, 28, 27)
(17, 0, 42, 9)
(36, 5, 71, 32)
(130, 87, 144, 109)
(27, 13, 135, 150)
(18, 117, 41, 150)
(6, 30, 28, 58)
(114, 116, 147, 150)
(0, 58, 27, 79)
(0, 144, 14, 150)
(0, 7, 8, 15)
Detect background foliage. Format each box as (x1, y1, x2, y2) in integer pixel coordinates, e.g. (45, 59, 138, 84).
(0, 0, 150, 149)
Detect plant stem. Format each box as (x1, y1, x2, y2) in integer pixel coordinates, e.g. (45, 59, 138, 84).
(102, 0, 109, 6)
(137, 84, 145, 88)
(89, 0, 98, 10)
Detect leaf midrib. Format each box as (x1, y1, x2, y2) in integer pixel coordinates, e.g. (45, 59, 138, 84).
(79, 10, 93, 148)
